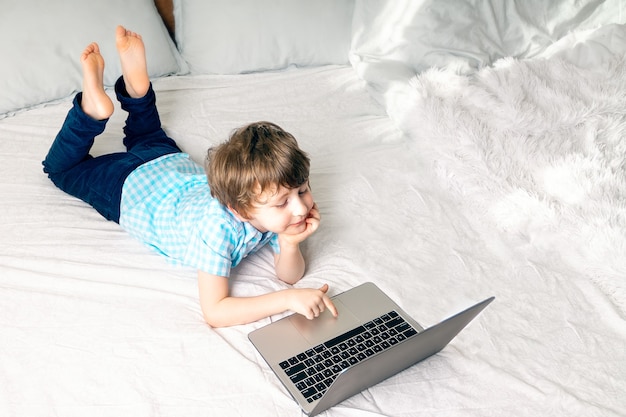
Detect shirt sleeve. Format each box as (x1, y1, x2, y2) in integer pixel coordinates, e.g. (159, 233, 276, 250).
(182, 218, 234, 277)
(268, 233, 280, 254)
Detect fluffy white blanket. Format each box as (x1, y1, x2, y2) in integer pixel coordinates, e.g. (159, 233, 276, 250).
(393, 55, 626, 313)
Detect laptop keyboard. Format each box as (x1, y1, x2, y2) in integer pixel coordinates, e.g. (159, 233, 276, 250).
(279, 311, 419, 403)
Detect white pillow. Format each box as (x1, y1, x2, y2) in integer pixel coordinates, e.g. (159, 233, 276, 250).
(174, 0, 355, 74)
(0, 0, 187, 118)
(350, 0, 626, 77)
(535, 23, 626, 72)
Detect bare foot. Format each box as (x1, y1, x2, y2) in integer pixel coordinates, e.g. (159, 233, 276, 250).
(115, 25, 150, 98)
(80, 42, 114, 120)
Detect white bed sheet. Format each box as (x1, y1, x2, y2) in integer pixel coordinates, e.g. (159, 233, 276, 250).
(1, 64, 624, 417)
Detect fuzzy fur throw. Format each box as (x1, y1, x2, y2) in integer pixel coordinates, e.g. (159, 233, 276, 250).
(393, 56, 626, 312)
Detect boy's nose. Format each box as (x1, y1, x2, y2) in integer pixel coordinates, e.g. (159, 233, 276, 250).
(290, 197, 308, 217)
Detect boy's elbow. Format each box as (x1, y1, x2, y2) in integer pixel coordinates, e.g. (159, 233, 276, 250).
(199, 299, 222, 327)
(277, 273, 303, 286)
(202, 303, 248, 328)
(202, 309, 229, 328)
(276, 267, 305, 285)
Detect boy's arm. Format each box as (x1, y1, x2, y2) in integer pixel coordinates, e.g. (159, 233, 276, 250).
(198, 270, 337, 328)
(273, 202, 321, 284)
(273, 240, 305, 284)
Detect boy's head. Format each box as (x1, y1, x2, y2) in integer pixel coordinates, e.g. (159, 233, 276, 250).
(206, 121, 310, 219)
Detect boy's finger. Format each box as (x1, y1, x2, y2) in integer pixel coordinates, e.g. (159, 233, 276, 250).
(324, 296, 339, 317)
(307, 220, 319, 233)
(308, 204, 321, 220)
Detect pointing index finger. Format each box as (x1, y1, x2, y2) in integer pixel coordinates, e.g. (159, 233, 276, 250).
(324, 295, 339, 317)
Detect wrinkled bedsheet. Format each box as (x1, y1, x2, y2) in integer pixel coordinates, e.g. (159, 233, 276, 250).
(1, 62, 625, 416)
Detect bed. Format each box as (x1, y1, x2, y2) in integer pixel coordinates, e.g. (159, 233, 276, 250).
(1, 0, 625, 416)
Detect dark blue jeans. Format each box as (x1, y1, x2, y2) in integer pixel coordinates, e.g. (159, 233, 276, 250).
(42, 77, 181, 222)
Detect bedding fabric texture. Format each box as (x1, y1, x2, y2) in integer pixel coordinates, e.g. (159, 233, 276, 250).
(1, 61, 625, 416)
(350, 0, 626, 90)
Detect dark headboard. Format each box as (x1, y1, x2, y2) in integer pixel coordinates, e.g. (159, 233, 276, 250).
(154, 0, 175, 38)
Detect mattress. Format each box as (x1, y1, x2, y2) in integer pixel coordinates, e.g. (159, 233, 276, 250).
(2, 58, 625, 416)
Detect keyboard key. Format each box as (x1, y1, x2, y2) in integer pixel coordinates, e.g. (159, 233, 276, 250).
(396, 322, 411, 332)
(301, 386, 317, 399)
(404, 328, 418, 338)
(386, 317, 404, 328)
(285, 362, 305, 376)
(315, 382, 327, 392)
(290, 371, 307, 383)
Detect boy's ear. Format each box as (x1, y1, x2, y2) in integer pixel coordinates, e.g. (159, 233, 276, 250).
(227, 205, 249, 222)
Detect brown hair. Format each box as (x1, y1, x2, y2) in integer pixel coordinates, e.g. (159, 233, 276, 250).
(206, 121, 310, 218)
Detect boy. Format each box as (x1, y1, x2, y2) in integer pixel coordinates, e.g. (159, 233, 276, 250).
(42, 26, 337, 327)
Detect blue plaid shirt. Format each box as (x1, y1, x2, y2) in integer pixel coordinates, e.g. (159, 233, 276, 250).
(119, 153, 279, 276)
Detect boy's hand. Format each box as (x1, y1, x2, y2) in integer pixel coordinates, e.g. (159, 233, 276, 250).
(279, 203, 321, 246)
(274, 203, 320, 285)
(287, 284, 338, 320)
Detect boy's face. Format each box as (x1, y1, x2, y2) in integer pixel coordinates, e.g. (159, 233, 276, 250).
(242, 182, 315, 235)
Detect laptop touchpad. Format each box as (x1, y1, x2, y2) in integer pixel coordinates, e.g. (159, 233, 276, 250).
(288, 299, 361, 346)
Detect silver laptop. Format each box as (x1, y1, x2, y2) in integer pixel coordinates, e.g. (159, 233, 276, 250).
(249, 282, 494, 416)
